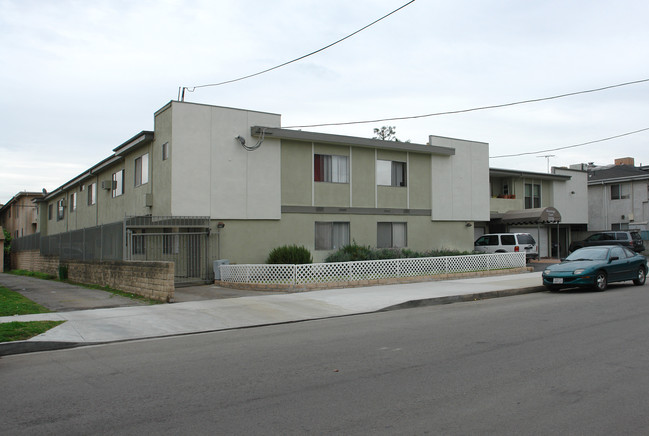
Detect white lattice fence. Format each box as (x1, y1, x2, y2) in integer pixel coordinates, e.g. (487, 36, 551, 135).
(219, 252, 525, 286)
(219, 264, 296, 284)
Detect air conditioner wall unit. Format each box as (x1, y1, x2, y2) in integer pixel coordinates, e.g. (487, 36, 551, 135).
(101, 180, 115, 190)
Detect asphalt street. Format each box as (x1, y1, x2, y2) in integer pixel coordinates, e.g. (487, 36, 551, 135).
(2, 280, 648, 435)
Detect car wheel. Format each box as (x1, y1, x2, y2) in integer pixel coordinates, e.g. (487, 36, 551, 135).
(594, 271, 608, 291)
(633, 267, 646, 286)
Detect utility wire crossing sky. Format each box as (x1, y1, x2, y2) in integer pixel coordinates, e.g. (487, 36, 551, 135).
(1, 0, 649, 204)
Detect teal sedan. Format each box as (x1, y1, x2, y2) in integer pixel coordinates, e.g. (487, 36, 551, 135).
(543, 245, 647, 292)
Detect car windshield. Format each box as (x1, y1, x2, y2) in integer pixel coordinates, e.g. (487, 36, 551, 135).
(565, 247, 609, 261)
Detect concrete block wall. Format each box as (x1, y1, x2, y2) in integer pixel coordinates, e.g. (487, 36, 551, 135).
(10, 250, 174, 302)
(64, 260, 175, 303)
(11, 250, 59, 276)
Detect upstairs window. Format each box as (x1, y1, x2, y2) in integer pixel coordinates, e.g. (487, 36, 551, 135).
(88, 183, 97, 205)
(56, 199, 65, 221)
(377, 222, 407, 248)
(524, 183, 541, 208)
(135, 153, 149, 186)
(377, 160, 407, 187)
(48, 204, 53, 220)
(112, 169, 124, 198)
(70, 193, 77, 212)
(610, 183, 630, 200)
(314, 154, 349, 183)
(162, 142, 170, 161)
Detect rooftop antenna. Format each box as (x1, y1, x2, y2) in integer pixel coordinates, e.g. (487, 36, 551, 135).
(537, 154, 556, 173)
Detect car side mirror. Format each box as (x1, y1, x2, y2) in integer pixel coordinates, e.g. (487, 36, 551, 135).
(609, 256, 619, 262)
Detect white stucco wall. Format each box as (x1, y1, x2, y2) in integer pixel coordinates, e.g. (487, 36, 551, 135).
(551, 168, 588, 224)
(429, 135, 490, 222)
(168, 102, 281, 219)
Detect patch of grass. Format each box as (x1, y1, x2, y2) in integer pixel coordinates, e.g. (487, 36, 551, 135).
(0, 321, 65, 342)
(8, 269, 56, 280)
(0, 286, 51, 316)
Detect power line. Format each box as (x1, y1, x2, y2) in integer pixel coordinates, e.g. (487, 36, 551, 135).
(489, 127, 649, 159)
(284, 78, 649, 128)
(179, 0, 416, 99)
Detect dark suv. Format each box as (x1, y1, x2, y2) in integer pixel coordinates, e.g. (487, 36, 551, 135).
(569, 231, 645, 253)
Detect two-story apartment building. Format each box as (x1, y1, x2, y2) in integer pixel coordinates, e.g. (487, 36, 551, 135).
(37, 101, 490, 281)
(481, 167, 588, 258)
(0, 191, 43, 239)
(584, 157, 649, 232)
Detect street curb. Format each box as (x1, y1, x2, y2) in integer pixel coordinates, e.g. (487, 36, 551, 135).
(0, 286, 547, 357)
(0, 340, 88, 357)
(378, 286, 547, 311)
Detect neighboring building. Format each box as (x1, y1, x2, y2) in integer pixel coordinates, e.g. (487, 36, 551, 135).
(582, 157, 649, 232)
(35, 101, 490, 282)
(0, 191, 43, 239)
(0, 226, 5, 272)
(480, 167, 588, 258)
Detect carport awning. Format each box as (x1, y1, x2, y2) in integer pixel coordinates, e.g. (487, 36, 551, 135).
(500, 207, 561, 225)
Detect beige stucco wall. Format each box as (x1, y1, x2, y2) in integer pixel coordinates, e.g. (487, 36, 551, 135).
(213, 214, 476, 264)
(42, 141, 155, 234)
(280, 139, 434, 211)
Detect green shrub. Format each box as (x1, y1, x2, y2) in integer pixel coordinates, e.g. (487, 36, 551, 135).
(324, 242, 374, 263)
(324, 245, 473, 262)
(266, 245, 313, 264)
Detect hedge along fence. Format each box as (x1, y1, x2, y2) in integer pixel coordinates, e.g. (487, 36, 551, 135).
(218, 252, 527, 288)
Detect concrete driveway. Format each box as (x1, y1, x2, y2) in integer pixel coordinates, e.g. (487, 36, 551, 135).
(0, 273, 286, 312)
(0, 273, 150, 311)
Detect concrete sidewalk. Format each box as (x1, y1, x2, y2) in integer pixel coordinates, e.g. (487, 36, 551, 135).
(1, 272, 545, 356)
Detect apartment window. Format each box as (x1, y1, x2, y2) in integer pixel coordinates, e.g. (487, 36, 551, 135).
(88, 182, 97, 205)
(162, 142, 170, 161)
(611, 223, 630, 231)
(376, 160, 407, 187)
(377, 222, 407, 248)
(112, 169, 124, 198)
(56, 199, 65, 221)
(315, 222, 350, 250)
(15, 205, 18, 218)
(314, 154, 349, 183)
(524, 183, 541, 209)
(48, 204, 53, 220)
(135, 153, 149, 186)
(610, 183, 630, 200)
(70, 193, 77, 212)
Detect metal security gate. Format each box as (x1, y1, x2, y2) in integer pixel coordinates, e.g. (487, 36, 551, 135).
(124, 216, 212, 285)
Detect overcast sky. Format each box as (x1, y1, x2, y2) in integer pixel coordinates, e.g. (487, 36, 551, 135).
(2, 0, 649, 203)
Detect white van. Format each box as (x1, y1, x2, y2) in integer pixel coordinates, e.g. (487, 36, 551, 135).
(474, 233, 538, 261)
